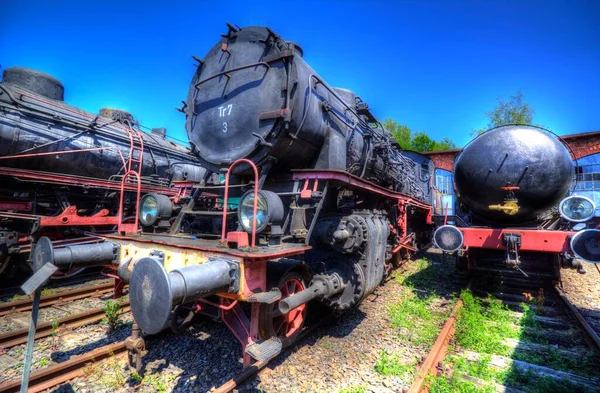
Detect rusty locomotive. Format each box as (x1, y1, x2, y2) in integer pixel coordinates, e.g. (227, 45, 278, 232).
(0, 67, 206, 277)
(433, 125, 597, 280)
(31, 24, 434, 369)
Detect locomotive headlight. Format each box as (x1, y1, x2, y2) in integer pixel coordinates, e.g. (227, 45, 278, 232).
(433, 225, 464, 252)
(139, 194, 173, 226)
(238, 190, 284, 233)
(559, 196, 596, 223)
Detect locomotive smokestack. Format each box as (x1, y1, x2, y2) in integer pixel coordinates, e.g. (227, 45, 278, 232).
(128, 257, 239, 334)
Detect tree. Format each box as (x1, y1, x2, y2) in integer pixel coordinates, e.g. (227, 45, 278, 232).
(383, 118, 456, 152)
(475, 91, 534, 135)
(383, 118, 412, 150)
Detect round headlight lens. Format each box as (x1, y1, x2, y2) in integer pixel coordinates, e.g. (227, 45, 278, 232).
(239, 192, 269, 232)
(433, 225, 464, 252)
(140, 195, 159, 226)
(138, 194, 173, 227)
(559, 195, 596, 222)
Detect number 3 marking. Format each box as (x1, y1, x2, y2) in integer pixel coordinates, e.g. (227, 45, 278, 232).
(222, 122, 228, 133)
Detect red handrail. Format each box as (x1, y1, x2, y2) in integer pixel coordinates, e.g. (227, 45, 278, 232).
(221, 159, 259, 248)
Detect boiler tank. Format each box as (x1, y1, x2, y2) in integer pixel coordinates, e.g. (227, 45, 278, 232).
(454, 125, 574, 224)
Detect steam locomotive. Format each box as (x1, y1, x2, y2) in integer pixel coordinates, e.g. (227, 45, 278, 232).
(0, 67, 207, 277)
(433, 125, 597, 280)
(31, 25, 434, 368)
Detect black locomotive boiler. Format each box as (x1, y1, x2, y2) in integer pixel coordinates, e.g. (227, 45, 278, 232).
(0, 67, 207, 277)
(433, 125, 597, 279)
(34, 25, 435, 372)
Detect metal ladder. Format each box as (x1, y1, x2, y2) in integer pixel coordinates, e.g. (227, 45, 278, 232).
(117, 121, 144, 234)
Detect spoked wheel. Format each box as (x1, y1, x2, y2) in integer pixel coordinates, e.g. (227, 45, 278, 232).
(258, 272, 308, 348)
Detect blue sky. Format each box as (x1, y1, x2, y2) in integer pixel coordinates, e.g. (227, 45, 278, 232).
(1, 0, 598, 147)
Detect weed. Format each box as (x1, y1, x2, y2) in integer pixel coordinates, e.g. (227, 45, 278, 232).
(426, 374, 493, 393)
(41, 288, 54, 296)
(450, 355, 499, 382)
(454, 291, 515, 355)
(389, 291, 446, 346)
(130, 369, 143, 383)
(338, 386, 366, 393)
(102, 298, 123, 331)
(50, 317, 60, 349)
(143, 373, 173, 393)
(500, 367, 591, 393)
(374, 349, 416, 379)
(99, 357, 126, 388)
(39, 357, 49, 367)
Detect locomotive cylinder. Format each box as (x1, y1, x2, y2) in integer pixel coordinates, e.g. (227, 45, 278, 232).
(128, 257, 239, 334)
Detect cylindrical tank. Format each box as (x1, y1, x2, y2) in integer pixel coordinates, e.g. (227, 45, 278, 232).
(454, 125, 574, 224)
(0, 67, 206, 183)
(184, 26, 428, 200)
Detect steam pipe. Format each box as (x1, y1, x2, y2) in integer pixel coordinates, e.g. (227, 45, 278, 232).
(278, 273, 343, 314)
(52, 242, 120, 269)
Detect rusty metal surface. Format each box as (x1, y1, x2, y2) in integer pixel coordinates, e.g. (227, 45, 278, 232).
(555, 287, 600, 355)
(0, 341, 126, 393)
(408, 279, 472, 393)
(0, 282, 116, 317)
(0, 301, 131, 349)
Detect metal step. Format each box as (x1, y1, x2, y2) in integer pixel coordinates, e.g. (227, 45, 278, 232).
(245, 337, 282, 362)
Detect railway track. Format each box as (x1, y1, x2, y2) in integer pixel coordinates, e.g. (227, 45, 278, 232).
(0, 301, 131, 349)
(0, 270, 106, 300)
(0, 341, 127, 393)
(0, 282, 119, 317)
(410, 274, 600, 393)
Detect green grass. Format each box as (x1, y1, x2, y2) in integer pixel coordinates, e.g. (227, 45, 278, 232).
(426, 375, 493, 393)
(101, 298, 123, 331)
(454, 291, 518, 355)
(374, 349, 417, 379)
(448, 290, 599, 392)
(338, 386, 366, 393)
(388, 291, 447, 347)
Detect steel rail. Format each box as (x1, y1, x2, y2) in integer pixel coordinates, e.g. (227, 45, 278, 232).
(408, 279, 472, 393)
(0, 282, 118, 317)
(555, 286, 600, 355)
(0, 341, 127, 393)
(0, 301, 131, 349)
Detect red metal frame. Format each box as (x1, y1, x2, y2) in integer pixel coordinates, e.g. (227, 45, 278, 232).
(39, 206, 118, 226)
(460, 227, 575, 253)
(0, 201, 32, 211)
(221, 159, 260, 248)
(293, 169, 433, 258)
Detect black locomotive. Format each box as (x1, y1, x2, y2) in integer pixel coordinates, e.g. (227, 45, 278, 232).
(33, 25, 434, 371)
(454, 125, 574, 225)
(434, 125, 595, 279)
(0, 67, 207, 277)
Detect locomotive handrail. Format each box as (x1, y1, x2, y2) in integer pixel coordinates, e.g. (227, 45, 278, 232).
(0, 147, 128, 172)
(117, 171, 141, 234)
(194, 62, 270, 89)
(221, 159, 259, 248)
